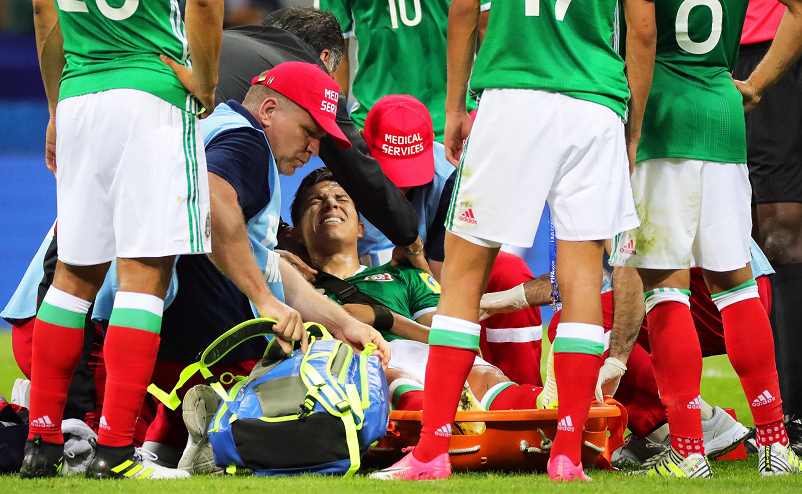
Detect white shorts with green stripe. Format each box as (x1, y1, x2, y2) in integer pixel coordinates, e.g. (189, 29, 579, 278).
(55, 89, 211, 265)
(610, 159, 751, 271)
(445, 88, 639, 247)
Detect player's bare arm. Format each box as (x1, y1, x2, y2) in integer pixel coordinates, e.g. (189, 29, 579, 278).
(206, 172, 306, 353)
(623, 0, 657, 172)
(341, 303, 431, 344)
(279, 260, 391, 365)
(479, 274, 552, 320)
(593, 266, 644, 401)
(734, 0, 802, 112)
(32, 0, 65, 173)
(331, 37, 350, 99)
(444, 0, 480, 166)
(161, 0, 224, 115)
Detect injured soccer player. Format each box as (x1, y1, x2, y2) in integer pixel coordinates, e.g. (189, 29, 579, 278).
(290, 167, 543, 412)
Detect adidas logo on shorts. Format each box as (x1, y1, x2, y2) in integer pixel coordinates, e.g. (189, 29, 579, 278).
(30, 415, 56, 429)
(434, 424, 452, 438)
(557, 416, 575, 432)
(752, 391, 777, 407)
(100, 416, 111, 430)
(687, 396, 702, 410)
(619, 239, 636, 255)
(458, 208, 477, 225)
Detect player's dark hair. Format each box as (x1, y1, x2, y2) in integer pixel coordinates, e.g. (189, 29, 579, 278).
(262, 7, 346, 72)
(291, 167, 357, 226)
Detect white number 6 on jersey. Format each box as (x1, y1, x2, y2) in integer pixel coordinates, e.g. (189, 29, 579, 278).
(59, 0, 139, 21)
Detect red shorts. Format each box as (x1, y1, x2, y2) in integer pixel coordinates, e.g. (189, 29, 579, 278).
(480, 251, 543, 386)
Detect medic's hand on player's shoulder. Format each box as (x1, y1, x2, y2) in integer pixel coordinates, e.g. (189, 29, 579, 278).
(391, 238, 433, 276)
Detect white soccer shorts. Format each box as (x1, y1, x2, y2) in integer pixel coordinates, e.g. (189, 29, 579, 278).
(388, 339, 495, 385)
(55, 89, 211, 265)
(446, 88, 639, 246)
(610, 159, 752, 271)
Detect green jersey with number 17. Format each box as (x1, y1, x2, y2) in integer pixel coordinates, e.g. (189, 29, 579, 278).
(316, 0, 475, 142)
(471, 0, 630, 120)
(56, 0, 194, 111)
(637, 0, 749, 163)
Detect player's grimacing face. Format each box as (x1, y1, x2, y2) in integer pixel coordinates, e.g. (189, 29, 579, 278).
(263, 99, 327, 176)
(299, 181, 362, 250)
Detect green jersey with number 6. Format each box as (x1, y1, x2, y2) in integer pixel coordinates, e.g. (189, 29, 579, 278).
(56, 0, 193, 110)
(316, 0, 475, 142)
(637, 0, 749, 163)
(471, 0, 629, 119)
(317, 265, 441, 342)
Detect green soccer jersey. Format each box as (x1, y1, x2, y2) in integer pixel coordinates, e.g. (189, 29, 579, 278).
(471, 0, 630, 119)
(316, 0, 475, 142)
(637, 0, 749, 163)
(317, 265, 441, 341)
(55, 0, 193, 110)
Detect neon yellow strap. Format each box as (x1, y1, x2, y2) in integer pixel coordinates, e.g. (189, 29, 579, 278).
(147, 362, 202, 410)
(340, 409, 361, 477)
(344, 383, 364, 428)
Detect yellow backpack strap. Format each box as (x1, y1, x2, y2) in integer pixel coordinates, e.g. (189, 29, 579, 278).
(147, 362, 202, 410)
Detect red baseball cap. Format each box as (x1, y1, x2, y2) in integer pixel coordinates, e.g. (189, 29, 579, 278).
(364, 95, 434, 188)
(252, 61, 351, 149)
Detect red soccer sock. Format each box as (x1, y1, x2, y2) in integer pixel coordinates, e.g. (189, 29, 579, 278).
(390, 378, 425, 411)
(647, 299, 703, 458)
(414, 316, 480, 463)
(98, 292, 163, 448)
(550, 351, 603, 463)
(719, 296, 785, 433)
(27, 288, 91, 443)
(484, 383, 542, 410)
(756, 419, 789, 447)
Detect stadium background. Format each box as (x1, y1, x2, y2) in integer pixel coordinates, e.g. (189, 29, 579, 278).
(0, 0, 556, 329)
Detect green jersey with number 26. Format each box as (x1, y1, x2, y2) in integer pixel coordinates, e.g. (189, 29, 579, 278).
(56, 0, 194, 111)
(471, 0, 630, 120)
(637, 0, 749, 163)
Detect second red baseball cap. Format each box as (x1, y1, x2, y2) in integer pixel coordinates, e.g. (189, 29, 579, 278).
(252, 61, 351, 149)
(364, 95, 435, 188)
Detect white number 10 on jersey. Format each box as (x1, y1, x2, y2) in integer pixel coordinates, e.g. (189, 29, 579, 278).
(525, 0, 574, 21)
(59, 0, 139, 21)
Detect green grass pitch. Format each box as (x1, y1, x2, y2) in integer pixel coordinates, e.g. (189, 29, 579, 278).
(2, 330, 802, 492)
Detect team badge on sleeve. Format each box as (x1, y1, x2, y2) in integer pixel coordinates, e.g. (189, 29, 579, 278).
(420, 273, 441, 293)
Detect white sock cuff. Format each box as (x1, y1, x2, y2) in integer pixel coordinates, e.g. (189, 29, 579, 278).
(431, 314, 482, 337)
(113, 291, 165, 317)
(43, 287, 92, 314)
(388, 378, 423, 397)
(479, 381, 514, 410)
(711, 283, 759, 311)
(554, 322, 605, 344)
(644, 288, 690, 314)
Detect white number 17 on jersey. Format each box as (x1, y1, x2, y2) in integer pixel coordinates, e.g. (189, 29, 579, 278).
(525, 0, 574, 21)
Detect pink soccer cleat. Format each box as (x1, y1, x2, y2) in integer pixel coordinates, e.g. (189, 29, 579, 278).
(547, 454, 591, 482)
(370, 449, 452, 480)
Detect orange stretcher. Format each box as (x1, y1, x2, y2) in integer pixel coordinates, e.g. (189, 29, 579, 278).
(365, 402, 627, 473)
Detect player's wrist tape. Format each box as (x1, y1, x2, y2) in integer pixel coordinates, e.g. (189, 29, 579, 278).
(372, 305, 394, 331)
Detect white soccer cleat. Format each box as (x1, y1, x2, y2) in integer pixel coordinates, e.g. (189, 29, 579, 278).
(702, 406, 749, 458)
(758, 442, 802, 476)
(178, 385, 223, 475)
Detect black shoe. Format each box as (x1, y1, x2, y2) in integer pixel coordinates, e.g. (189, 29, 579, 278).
(19, 435, 69, 478)
(744, 427, 758, 454)
(785, 414, 802, 456)
(85, 445, 190, 479)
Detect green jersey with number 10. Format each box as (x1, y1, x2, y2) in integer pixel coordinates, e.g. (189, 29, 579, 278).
(316, 0, 475, 142)
(471, 0, 630, 120)
(637, 0, 749, 163)
(56, 0, 193, 111)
